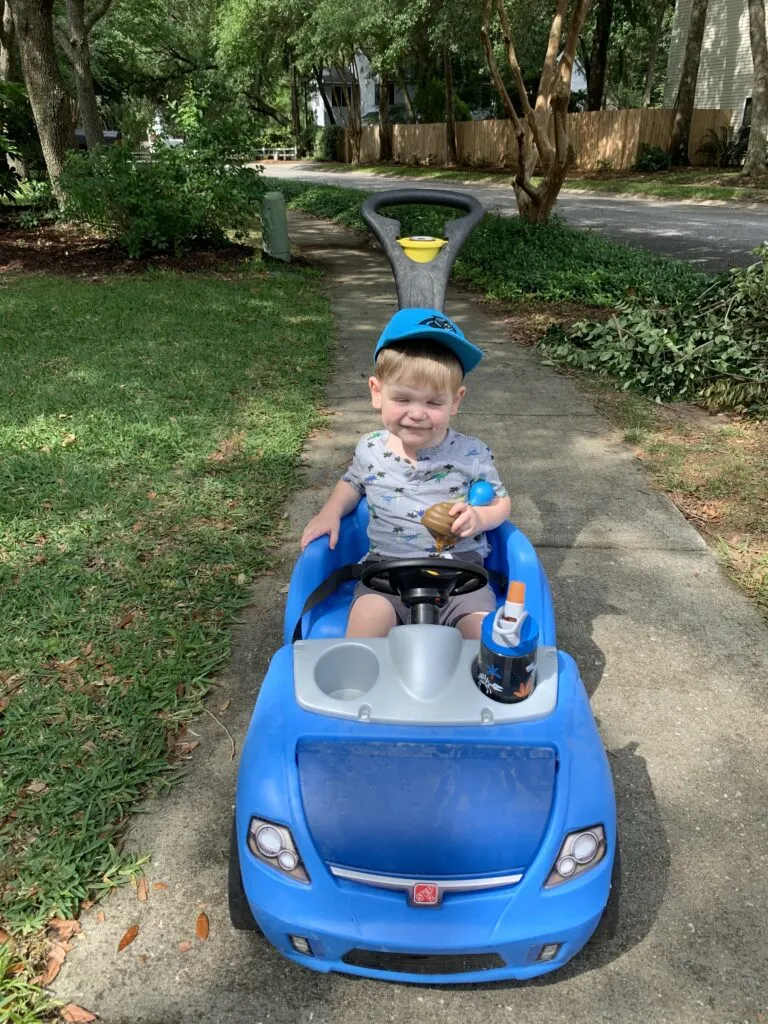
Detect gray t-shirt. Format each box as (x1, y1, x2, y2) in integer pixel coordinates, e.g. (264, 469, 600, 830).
(341, 428, 508, 559)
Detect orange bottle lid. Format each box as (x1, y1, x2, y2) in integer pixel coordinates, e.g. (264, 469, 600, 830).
(506, 581, 526, 605)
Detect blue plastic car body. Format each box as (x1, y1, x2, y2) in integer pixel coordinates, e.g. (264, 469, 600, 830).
(231, 501, 617, 983)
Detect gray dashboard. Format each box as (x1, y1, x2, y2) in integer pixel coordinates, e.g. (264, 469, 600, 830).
(294, 624, 558, 726)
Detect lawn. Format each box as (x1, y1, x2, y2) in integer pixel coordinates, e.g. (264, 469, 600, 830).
(309, 162, 768, 204)
(0, 260, 333, 1014)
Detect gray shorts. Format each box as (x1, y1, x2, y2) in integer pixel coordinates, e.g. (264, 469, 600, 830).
(352, 553, 497, 628)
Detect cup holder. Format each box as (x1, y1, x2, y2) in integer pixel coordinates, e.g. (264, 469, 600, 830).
(313, 643, 379, 701)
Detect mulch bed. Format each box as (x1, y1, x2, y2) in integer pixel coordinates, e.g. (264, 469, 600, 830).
(0, 216, 256, 278)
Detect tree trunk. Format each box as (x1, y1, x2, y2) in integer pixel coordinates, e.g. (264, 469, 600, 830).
(378, 69, 392, 162)
(1, 0, 17, 81)
(642, 0, 668, 107)
(7, 0, 74, 205)
(744, 0, 768, 177)
(339, 61, 362, 164)
(395, 67, 416, 123)
(587, 0, 614, 111)
(443, 46, 458, 164)
(669, 0, 709, 165)
(1, 1, 26, 178)
(58, 0, 101, 150)
(481, 0, 593, 223)
(288, 47, 301, 145)
(314, 66, 336, 125)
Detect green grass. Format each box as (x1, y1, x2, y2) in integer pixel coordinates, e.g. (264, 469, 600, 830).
(310, 162, 768, 203)
(558, 177, 768, 203)
(0, 939, 59, 1024)
(272, 178, 708, 306)
(0, 262, 333, 936)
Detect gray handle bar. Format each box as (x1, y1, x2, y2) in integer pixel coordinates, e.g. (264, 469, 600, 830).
(360, 189, 484, 311)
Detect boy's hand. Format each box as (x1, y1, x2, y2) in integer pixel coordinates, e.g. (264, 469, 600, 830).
(301, 511, 341, 550)
(448, 501, 482, 539)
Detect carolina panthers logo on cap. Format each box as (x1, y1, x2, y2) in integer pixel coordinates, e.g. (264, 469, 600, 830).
(418, 315, 457, 333)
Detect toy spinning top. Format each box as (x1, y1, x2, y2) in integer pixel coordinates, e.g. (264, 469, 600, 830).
(421, 481, 495, 553)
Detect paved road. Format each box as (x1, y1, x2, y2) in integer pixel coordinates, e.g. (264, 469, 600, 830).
(56, 214, 768, 1024)
(262, 162, 768, 274)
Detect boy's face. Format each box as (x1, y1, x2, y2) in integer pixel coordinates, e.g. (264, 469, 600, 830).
(369, 375, 465, 451)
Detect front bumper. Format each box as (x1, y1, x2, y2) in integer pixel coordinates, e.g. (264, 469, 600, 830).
(240, 844, 612, 983)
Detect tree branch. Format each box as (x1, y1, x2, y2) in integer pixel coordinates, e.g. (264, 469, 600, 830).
(558, 0, 593, 95)
(480, 0, 522, 131)
(245, 91, 289, 126)
(538, 0, 569, 109)
(494, 0, 553, 168)
(84, 0, 114, 34)
(53, 21, 75, 63)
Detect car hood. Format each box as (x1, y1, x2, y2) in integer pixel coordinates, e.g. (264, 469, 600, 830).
(297, 739, 556, 878)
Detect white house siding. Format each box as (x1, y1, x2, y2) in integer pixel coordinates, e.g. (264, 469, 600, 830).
(664, 0, 763, 122)
(310, 54, 406, 128)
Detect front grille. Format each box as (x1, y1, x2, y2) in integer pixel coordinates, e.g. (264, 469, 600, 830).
(341, 949, 505, 975)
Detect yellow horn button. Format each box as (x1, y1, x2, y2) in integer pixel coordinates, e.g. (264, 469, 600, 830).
(396, 236, 448, 263)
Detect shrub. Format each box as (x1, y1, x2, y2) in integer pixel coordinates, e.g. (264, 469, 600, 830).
(313, 125, 345, 161)
(697, 126, 745, 169)
(61, 95, 266, 257)
(633, 143, 671, 172)
(539, 246, 768, 414)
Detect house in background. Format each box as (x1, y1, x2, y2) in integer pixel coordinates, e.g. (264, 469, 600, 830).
(663, 0, 762, 126)
(310, 54, 408, 128)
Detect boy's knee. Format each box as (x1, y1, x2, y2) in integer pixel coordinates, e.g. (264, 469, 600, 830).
(457, 611, 486, 640)
(346, 594, 397, 638)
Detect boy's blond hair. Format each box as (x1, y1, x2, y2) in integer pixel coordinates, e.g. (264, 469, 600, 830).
(374, 340, 463, 393)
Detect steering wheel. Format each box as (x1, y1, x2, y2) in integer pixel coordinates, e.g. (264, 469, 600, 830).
(361, 557, 488, 625)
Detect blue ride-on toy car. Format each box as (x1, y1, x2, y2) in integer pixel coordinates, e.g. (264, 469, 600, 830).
(228, 190, 617, 983)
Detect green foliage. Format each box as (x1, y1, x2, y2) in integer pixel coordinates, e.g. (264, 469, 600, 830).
(696, 126, 746, 169)
(0, 82, 43, 199)
(0, 941, 58, 1024)
(0, 264, 333, 934)
(61, 91, 265, 257)
(258, 121, 300, 149)
(539, 247, 768, 414)
(633, 143, 671, 172)
(313, 125, 345, 161)
(275, 179, 706, 306)
(413, 77, 471, 123)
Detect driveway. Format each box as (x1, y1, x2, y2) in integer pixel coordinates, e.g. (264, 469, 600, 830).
(261, 162, 768, 273)
(55, 214, 768, 1024)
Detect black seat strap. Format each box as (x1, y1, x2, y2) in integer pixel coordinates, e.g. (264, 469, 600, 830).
(292, 563, 364, 642)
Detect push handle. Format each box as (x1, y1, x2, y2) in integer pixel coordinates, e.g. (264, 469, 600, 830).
(360, 189, 484, 311)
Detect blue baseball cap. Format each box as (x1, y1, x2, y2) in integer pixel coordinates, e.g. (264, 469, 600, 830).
(374, 308, 484, 375)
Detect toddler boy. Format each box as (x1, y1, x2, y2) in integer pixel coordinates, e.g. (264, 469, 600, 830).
(301, 309, 512, 639)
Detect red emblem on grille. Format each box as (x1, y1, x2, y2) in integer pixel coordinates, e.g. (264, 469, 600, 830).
(411, 883, 441, 907)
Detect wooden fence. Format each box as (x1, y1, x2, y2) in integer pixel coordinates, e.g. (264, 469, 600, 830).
(345, 107, 735, 171)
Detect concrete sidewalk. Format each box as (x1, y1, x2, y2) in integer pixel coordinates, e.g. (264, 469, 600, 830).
(56, 215, 768, 1024)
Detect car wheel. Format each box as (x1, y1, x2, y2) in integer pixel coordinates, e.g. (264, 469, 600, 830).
(228, 815, 261, 932)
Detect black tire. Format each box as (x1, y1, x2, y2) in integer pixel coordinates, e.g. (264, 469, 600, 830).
(228, 815, 261, 932)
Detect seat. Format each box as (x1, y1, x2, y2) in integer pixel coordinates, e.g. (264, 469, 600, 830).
(283, 501, 556, 646)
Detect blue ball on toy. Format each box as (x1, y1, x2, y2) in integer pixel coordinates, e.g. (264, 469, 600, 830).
(468, 480, 495, 507)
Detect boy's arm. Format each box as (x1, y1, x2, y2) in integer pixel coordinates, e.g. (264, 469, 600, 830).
(449, 495, 512, 539)
(301, 480, 362, 550)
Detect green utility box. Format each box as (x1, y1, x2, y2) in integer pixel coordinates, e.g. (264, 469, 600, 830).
(261, 191, 290, 262)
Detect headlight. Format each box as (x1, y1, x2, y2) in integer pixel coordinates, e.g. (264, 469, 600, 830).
(247, 817, 310, 883)
(545, 825, 606, 888)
